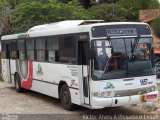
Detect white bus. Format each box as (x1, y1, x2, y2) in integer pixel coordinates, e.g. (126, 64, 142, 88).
(1, 20, 159, 110)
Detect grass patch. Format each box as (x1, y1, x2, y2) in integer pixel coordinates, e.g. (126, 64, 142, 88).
(157, 82, 160, 102)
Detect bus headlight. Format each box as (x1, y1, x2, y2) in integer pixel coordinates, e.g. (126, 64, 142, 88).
(150, 86, 156, 92)
(92, 91, 115, 98)
(145, 86, 156, 93)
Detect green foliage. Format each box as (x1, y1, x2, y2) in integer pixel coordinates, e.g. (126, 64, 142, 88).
(152, 17, 160, 38)
(90, 3, 127, 22)
(58, 0, 71, 3)
(11, 0, 93, 33)
(116, 0, 160, 21)
(140, 0, 160, 9)
(67, 0, 81, 6)
(116, 0, 141, 21)
(0, 0, 9, 8)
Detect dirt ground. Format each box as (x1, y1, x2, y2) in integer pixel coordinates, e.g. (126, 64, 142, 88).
(0, 81, 160, 120)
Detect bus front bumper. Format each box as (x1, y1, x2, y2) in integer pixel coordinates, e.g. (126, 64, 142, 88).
(91, 90, 159, 109)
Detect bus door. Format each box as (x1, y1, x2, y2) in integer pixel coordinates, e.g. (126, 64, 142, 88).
(78, 40, 90, 105)
(2, 43, 12, 83)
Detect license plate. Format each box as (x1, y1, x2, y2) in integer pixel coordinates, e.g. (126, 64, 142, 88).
(146, 94, 157, 99)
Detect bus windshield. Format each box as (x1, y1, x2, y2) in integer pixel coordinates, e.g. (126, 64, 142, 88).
(92, 37, 155, 80)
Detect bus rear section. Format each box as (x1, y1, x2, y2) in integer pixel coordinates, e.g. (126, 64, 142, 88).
(1, 42, 12, 83)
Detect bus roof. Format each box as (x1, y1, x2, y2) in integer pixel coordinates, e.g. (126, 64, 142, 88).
(28, 20, 104, 32)
(1, 20, 149, 41)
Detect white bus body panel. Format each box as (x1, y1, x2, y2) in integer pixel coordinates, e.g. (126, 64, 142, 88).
(30, 62, 81, 105)
(90, 75, 157, 109)
(10, 59, 17, 84)
(1, 59, 10, 82)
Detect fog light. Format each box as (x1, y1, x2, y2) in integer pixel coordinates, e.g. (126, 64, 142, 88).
(106, 91, 111, 96)
(92, 91, 115, 98)
(93, 92, 99, 97)
(151, 86, 156, 92)
(101, 92, 105, 96)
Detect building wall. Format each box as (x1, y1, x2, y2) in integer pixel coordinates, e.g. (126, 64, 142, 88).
(139, 9, 160, 48)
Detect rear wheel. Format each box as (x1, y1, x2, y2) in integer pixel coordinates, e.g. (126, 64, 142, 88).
(60, 84, 74, 110)
(14, 74, 23, 93)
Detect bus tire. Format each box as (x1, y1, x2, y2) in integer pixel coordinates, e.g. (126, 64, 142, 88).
(60, 84, 74, 111)
(155, 57, 160, 78)
(14, 74, 23, 93)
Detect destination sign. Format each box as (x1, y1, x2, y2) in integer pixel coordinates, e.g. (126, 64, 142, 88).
(106, 28, 137, 36)
(92, 24, 151, 38)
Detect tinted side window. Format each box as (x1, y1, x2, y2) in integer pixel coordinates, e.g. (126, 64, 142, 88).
(36, 38, 45, 49)
(59, 36, 76, 64)
(26, 39, 34, 49)
(11, 41, 17, 59)
(36, 38, 45, 62)
(17, 40, 25, 60)
(26, 39, 34, 60)
(47, 37, 59, 62)
(18, 40, 25, 50)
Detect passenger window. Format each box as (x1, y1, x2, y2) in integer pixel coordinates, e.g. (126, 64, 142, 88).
(47, 37, 59, 62)
(18, 40, 25, 60)
(11, 41, 17, 59)
(59, 36, 76, 64)
(26, 39, 34, 60)
(36, 38, 45, 62)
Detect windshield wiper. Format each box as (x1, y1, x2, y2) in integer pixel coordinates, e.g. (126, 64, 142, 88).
(131, 36, 140, 61)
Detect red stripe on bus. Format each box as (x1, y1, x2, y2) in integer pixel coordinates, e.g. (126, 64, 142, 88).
(21, 61, 33, 89)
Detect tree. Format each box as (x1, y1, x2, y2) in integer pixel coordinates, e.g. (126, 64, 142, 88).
(90, 3, 127, 22)
(116, 0, 160, 21)
(152, 17, 160, 38)
(80, 0, 91, 8)
(11, 0, 93, 33)
(140, 0, 159, 10)
(58, 0, 71, 3)
(0, 0, 12, 35)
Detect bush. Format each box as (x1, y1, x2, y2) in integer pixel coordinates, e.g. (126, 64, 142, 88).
(90, 3, 127, 22)
(152, 17, 160, 38)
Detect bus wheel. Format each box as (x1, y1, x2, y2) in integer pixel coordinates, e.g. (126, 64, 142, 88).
(14, 74, 23, 93)
(60, 84, 74, 110)
(155, 57, 160, 78)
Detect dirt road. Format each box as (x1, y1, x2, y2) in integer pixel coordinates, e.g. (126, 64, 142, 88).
(0, 81, 160, 120)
